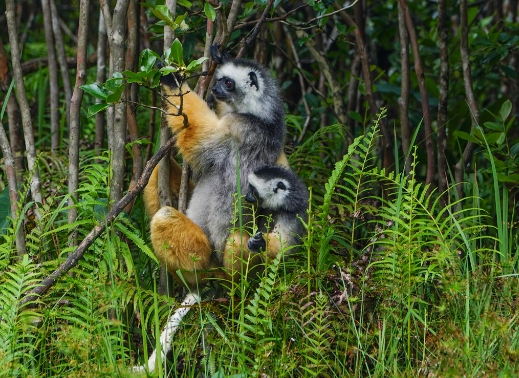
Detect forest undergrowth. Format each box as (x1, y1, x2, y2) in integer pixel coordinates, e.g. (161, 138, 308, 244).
(1, 107, 518, 377)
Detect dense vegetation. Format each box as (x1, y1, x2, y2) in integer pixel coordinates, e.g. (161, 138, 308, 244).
(1, 0, 518, 376)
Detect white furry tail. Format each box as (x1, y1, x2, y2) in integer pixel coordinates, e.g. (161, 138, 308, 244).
(133, 293, 200, 373)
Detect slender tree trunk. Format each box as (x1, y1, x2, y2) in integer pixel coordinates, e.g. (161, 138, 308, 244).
(158, 0, 177, 296)
(398, 2, 411, 175)
(437, 0, 450, 204)
(68, 0, 90, 246)
(454, 0, 480, 200)
(95, 10, 107, 156)
(399, 0, 435, 189)
(124, 0, 142, 214)
(41, 0, 60, 154)
(109, 0, 131, 205)
(50, 0, 73, 130)
(6, 93, 24, 177)
(0, 120, 26, 256)
(6, 0, 43, 212)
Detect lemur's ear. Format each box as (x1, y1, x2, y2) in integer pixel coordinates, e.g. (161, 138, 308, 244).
(210, 43, 231, 65)
(248, 72, 259, 90)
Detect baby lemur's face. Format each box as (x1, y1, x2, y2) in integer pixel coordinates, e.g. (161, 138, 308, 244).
(246, 174, 289, 211)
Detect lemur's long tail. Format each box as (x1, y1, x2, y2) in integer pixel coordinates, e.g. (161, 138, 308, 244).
(133, 293, 200, 373)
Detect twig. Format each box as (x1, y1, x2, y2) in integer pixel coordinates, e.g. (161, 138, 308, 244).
(20, 136, 178, 306)
(236, 0, 274, 59)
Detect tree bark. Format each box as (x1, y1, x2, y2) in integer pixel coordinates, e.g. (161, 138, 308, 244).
(399, 0, 435, 189)
(50, 0, 73, 130)
(41, 0, 61, 154)
(109, 0, 131, 205)
(124, 0, 142, 214)
(454, 0, 480, 200)
(398, 2, 411, 175)
(158, 0, 177, 296)
(0, 120, 26, 256)
(95, 10, 107, 156)
(437, 0, 450, 204)
(68, 0, 90, 246)
(5, 0, 43, 212)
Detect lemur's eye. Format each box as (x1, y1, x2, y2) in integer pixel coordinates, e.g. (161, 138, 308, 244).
(225, 79, 234, 90)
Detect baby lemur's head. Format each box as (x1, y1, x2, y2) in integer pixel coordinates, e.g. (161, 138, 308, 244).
(246, 165, 308, 214)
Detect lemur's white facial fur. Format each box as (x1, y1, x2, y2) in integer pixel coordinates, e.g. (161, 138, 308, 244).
(248, 173, 290, 210)
(214, 62, 276, 122)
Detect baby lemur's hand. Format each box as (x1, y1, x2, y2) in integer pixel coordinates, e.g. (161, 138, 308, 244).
(248, 232, 266, 252)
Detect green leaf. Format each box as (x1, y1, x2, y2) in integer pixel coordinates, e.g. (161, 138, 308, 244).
(186, 57, 209, 71)
(170, 38, 184, 66)
(106, 84, 124, 103)
(177, 0, 192, 7)
(80, 83, 108, 100)
(122, 70, 145, 84)
(455, 131, 480, 144)
(483, 121, 503, 131)
(160, 66, 179, 75)
(349, 111, 363, 123)
(87, 103, 110, 117)
(495, 132, 506, 146)
(497, 173, 519, 183)
(139, 49, 160, 71)
(499, 99, 512, 121)
(204, 2, 216, 21)
(510, 142, 519, 156)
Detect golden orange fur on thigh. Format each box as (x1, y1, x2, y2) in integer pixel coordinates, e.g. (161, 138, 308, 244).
(222, 231, 263, 280)
(262, 232, 284, 260)
(150, 207, 213, 282)
(143, 158, 193, 218)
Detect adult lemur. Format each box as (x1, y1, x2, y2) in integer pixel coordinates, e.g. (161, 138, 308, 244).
(246, 165, 309, 256)
(144, 52, 289, 286)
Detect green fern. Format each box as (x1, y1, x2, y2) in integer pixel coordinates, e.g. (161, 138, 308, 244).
(234, 252, 282, 373)
(0, 255, 42, 377)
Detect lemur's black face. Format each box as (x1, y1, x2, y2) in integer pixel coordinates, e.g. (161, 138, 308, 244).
(212, 77, 235, 101)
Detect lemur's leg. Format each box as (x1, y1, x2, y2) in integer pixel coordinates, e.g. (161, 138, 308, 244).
(222, 231, 263, 281)
(143, 158, 194, 218)
(150, 206, 214, 286)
